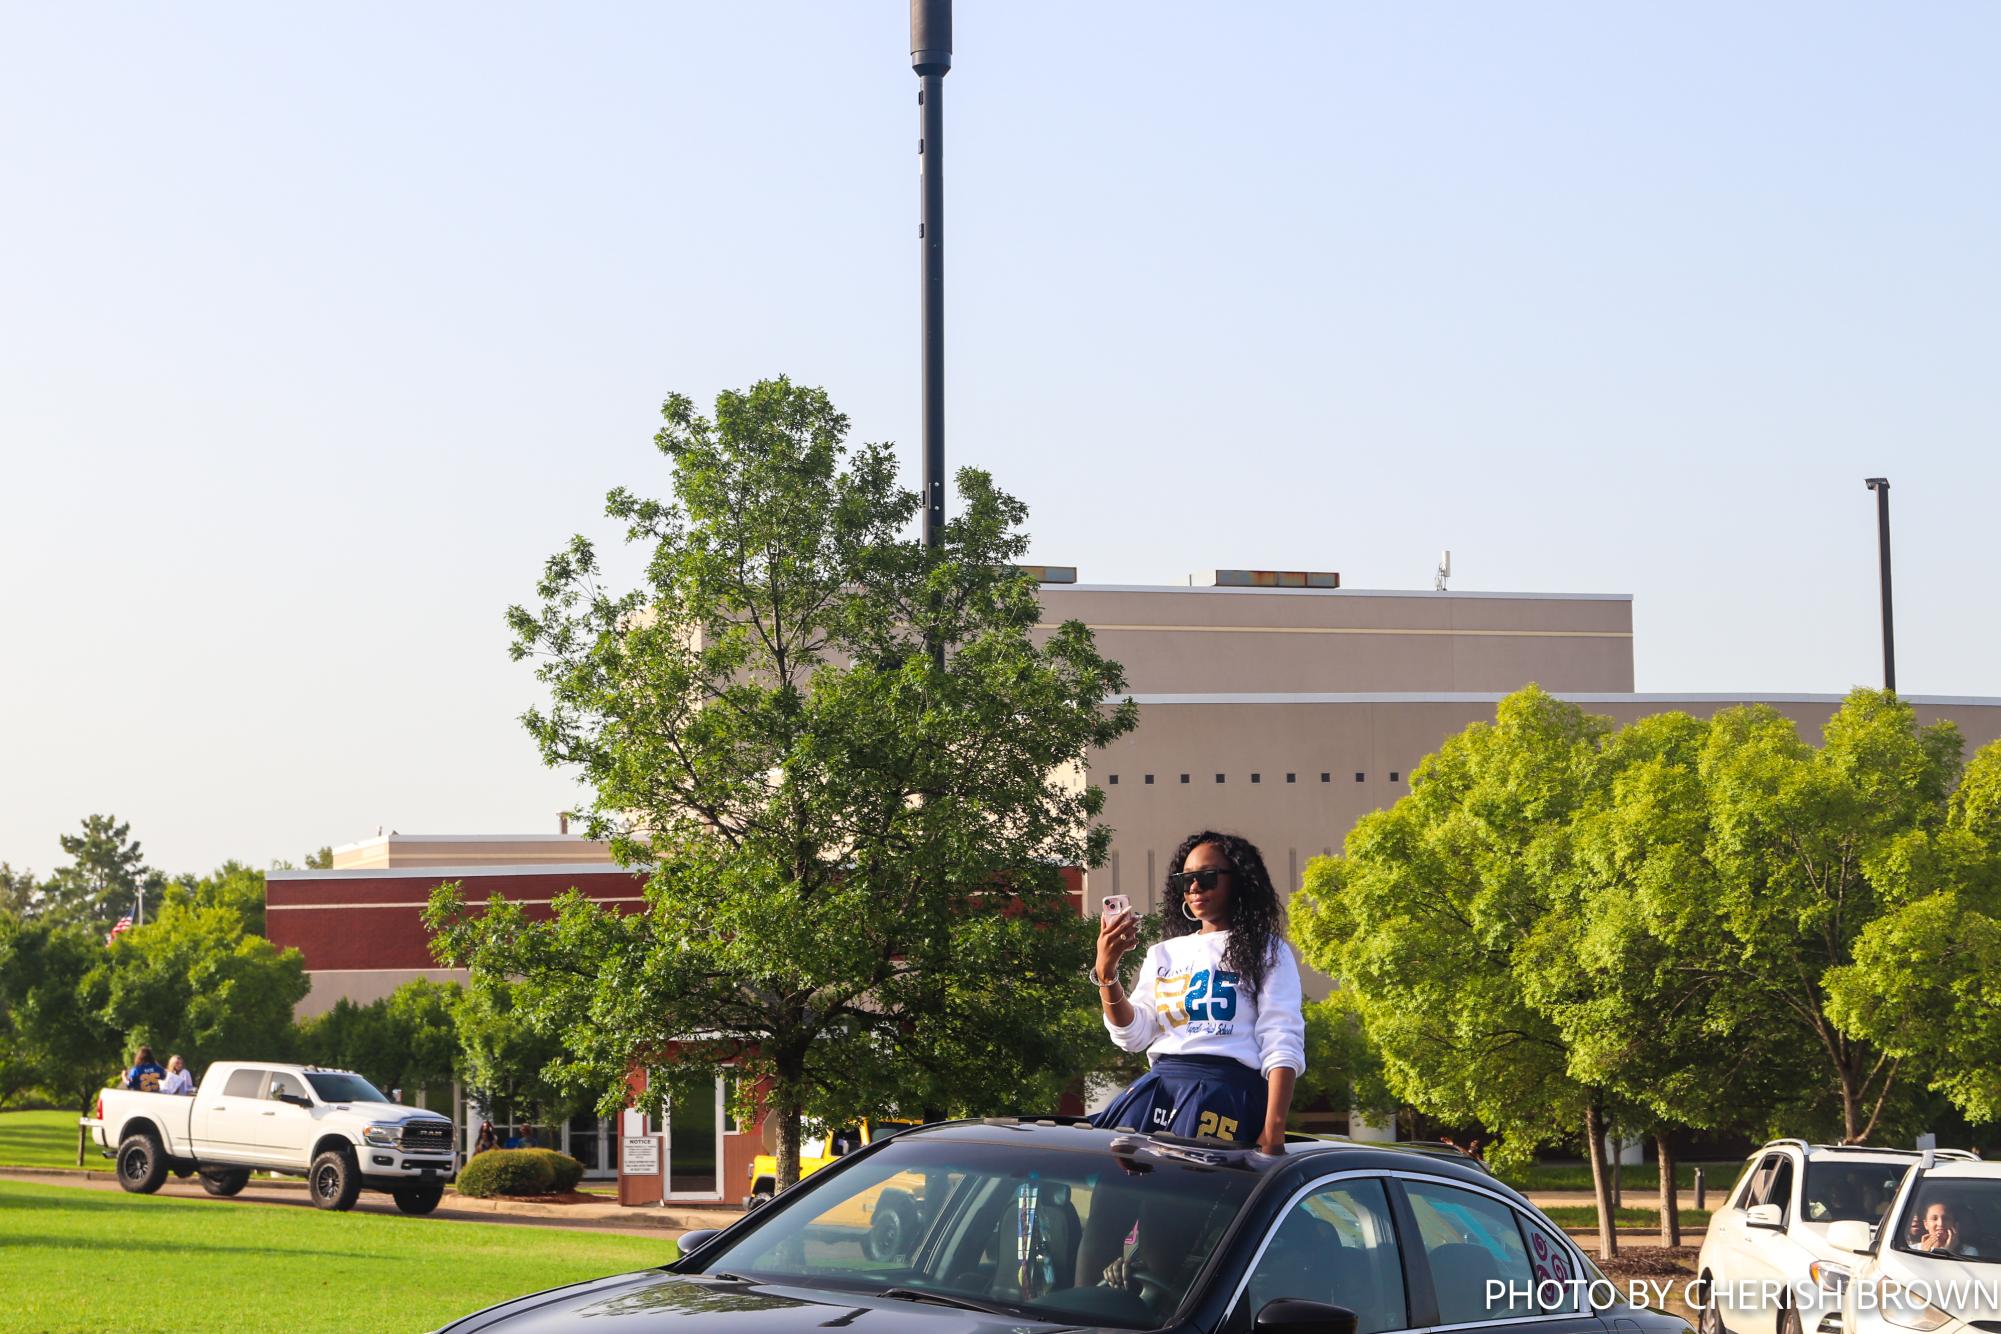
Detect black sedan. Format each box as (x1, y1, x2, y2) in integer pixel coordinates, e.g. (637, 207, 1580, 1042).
(438, 1119, 1689, 1334)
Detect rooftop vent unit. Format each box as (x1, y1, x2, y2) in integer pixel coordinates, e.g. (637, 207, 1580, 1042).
(1204, 569, 1340, 589)
(1018, 565, 1078, 584)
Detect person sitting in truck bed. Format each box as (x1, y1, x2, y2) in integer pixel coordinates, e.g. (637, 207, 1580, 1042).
(158, 1055, 194, 1096)
(122, 1046, 166, 1093)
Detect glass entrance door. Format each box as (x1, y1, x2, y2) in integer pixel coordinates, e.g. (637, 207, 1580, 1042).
(664, 1079, 722, 1200)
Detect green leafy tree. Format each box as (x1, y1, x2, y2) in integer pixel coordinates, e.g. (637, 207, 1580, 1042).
(0, 915, 125, 1162)
(1688, 692, 1961, 1143)
(1520, 711, 1792, 1245)
(157, 862, 267, 937)
(1294, 687, 1635, 1254)
(92, 899, 309, 1076)
(0, 865, 39, 918)
(304, 846, 334, 870)
(451, 977, 577, 1122)
(43, 814, 160, 930)
(429, 377, 1134, 1188)
(1827, 739, 2001, 1120)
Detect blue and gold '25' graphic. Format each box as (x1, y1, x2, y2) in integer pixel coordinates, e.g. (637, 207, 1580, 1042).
(1153, 968, 1241, 1030)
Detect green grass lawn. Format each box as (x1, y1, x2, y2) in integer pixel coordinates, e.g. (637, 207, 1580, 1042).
(1495, 1159, 1742, 1193)
(0, 1108, 111, 1172)
(0, 1180, 679, 1333)
(1542, 1204, 1713, 1230)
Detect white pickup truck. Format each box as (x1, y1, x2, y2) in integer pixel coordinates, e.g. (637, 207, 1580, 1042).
(83, 1061, 457, 1214)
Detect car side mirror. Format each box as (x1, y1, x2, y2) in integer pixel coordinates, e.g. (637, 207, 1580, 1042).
(1746, 1203, 1784, 1229)
(1828, 1220, 1876, 1253)
(678, 1229, 720, 1256)
(1256, 1299, 1361, 1334)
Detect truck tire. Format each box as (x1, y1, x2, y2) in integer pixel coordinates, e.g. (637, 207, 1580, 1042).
(864, 1190, 921, 1261)
(309, 1146, 361, 1211)
(393, 1183, 444, 1216)
(116, 1131, 169, 1195)
(198, 1167, 251, 1197)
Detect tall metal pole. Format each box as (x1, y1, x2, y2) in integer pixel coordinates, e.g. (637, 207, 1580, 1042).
(1865, 477, 1896, 692)
(911, 0, 950, 558)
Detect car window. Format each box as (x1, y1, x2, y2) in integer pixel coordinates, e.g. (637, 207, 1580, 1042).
(706, 1139, 1258, 1331)
(1803, 1160, 1908, 1224)
(221, 1068, 265, 1099)
(1403, 1180, 1537, 1325)
(1517, 1215, 1584, 1313)
(1758, 1157, 1795, 1215)
(264, 1071, 307, 1102)
(1739, 1154, 1783, 1210)
(1241, 1177, 1407, 1333)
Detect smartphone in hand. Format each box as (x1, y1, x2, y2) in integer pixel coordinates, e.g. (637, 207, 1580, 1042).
(1100, 894, 1131, 920)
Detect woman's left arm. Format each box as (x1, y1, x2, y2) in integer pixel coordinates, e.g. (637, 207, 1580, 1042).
(1253, 943, 1308, 1154)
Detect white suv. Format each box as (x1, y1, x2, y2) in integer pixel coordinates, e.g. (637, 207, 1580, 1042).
(1699, 1141, 1978, 1334)
(1830, 1154, 2001, 1334)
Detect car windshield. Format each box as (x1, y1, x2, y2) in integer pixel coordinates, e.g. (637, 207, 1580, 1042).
(1803, 1159, 1910, 1224)
(1893, 1178, 2001, 1262)
(700, 1136, 1259, 1329)
(303, 1072, 389, 1104)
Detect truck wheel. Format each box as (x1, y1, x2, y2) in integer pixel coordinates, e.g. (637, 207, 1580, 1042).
(393, 1183, 444, 1216)
(864, 1190, 921, 1261)
(116, 1131, 168, 1195)
(309, 1147, 361, 1211)
(198, 1167, 251, 1197)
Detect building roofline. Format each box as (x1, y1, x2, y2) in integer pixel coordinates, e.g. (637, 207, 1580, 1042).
(1121, 691, 2001, 707)
(269, 862, 644, 882)
(1052, 585, 1632, 602)
(329, 833, 606, 855)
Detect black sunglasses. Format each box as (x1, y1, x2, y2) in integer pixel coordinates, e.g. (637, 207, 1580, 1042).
(1168, 868, 1231, 893)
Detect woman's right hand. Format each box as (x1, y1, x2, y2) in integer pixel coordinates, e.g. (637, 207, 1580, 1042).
(1096, 909, 1138, 980)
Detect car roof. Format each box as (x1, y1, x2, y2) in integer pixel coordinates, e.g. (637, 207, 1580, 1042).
(1753, 1139, 1967, 1162)
(892, 1119, 1525, 1202)
(1911, 1161, 2001, 1180)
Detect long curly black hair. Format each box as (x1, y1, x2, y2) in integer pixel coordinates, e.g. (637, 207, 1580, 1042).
(1161, 830, 1286, 1000)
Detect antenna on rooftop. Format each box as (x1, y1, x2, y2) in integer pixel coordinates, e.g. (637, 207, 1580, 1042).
(1434, 549, 1452, 592)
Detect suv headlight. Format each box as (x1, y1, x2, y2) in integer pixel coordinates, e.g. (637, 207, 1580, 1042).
(363, 1124, 399, 1147)
(1811, 1262, 1852, 1295)
(1879, 1280, 1953, 1331)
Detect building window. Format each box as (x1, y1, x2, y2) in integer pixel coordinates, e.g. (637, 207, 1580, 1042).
(1320, 773, 1331, 783)
(1286, 773, 1296, 783)
(1144, 774, 1154, 785)
(1390, 771, 1400, 783)
(1108, 774, 1118, 785)
(1355, 772, 1365, 783)
(1180, 774, 1190, 784)
(1215, 773, 1225, 784)
(1251, 773, 1261, 784)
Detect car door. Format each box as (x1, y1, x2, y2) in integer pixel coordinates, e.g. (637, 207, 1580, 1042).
(253, 1070, 318, 1159)
(1711, 1154, 1785, 1334)
(196, 1067, 268, 1155)
(1221, 1173, 1415, 1334)
(1396, 1176, 1609, 1334)
(1736, 1152, 1800, 1334)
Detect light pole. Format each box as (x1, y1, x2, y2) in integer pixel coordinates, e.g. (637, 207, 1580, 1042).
(1865, 477, 1895, 693)
(911, 0, 949, 558)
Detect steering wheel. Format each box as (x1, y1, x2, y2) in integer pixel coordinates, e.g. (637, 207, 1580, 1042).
(1128, 1267, 1175, 1313)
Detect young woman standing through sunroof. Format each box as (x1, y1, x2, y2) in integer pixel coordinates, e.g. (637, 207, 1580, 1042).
(1089, 830, 1305, 1152)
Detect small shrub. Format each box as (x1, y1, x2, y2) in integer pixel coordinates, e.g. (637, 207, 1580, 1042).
(457, 1148, 556, 1197)
(524, 1148, 586, 1193)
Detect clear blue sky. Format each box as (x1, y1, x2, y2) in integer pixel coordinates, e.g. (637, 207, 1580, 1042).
(4, 3, 1997, 874)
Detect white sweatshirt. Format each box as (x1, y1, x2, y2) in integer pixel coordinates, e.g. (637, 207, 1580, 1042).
(1104, 930, 1307, 1077)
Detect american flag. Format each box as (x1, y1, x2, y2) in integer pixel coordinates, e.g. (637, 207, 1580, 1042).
(105, 915, 133, 945)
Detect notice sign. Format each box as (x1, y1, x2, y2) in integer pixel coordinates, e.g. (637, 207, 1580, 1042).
(621, 1136, 660, 1176)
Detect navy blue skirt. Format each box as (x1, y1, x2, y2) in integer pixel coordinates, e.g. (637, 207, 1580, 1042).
(1091, 1054, 1268, 1145)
